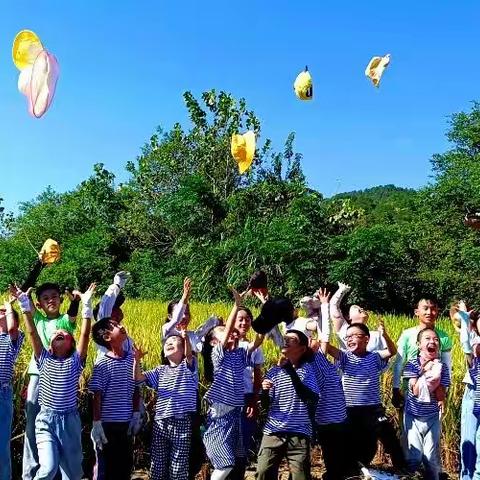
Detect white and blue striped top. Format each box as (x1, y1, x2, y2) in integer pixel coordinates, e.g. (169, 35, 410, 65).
(144, 358, 198, 420)
(89, 351, 136, 422)
(336, 350, 388, 407)
(404, 358, 450, 418)
(204, 343, 253, 407)
(0, 331, 25, 385)
(310, 352, 347, 425)
(238, 341, 264, 394)
(264, 363, 319, 438)
(37, 349, 84, 412)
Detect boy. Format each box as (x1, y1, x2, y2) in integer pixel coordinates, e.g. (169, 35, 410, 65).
(0, 299, 24, 480)
(403, 328, 450, 479)
(89, 317, 141, 480)
(325, 322, 397, 470)
(256, 330, 319, 480)
(18, 282, 78, 480)
(16, 283, 94, 479)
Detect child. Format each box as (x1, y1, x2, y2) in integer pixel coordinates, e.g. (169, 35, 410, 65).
(330, 282, 386, 352)
(325, 322, 397, 470)
(402, 328, 450, 479)
(285, 295, 321, 338)
(15, 282, 78, 480)
(16, 283, 95, 479)
(133, 331, 197, 480)
(256, 329, 319, 480)
(0, 298, 24, 480)
(89, 316, 142, 480)
(163, 277, 220, 354)
(203, 288, 262, 480)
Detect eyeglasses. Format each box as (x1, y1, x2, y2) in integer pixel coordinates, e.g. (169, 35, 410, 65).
(283, 336, 299, 345)
(345, 333, 367, 340)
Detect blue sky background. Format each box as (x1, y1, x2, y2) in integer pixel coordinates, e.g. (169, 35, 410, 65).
(0, 1, 479, 212)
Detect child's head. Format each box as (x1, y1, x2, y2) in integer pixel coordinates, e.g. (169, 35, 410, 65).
(414, 298, 439, 328)
(234, 307, 253, 339)
(92, 317, 127, 350)
(36, 283, 62, 318)
(49, 329, 75, 358)
(345, 323, 370, 355)
(163, 334, 185, 364)
(166, 300, 191, 330)
(0, 306, 19, 331)
(209, 325, 240, 349)
(282, 329, 309, 362)
(417, 328, 440, 360)
(349, 305, 369, 324)
(299, 296, 321, 318)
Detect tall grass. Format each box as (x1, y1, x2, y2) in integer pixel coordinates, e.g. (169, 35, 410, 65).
(10, 301, 463, 475)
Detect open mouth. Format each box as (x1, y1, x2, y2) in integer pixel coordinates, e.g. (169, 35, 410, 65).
(427, 345, 437, 353)
(54, 333, 65, 342)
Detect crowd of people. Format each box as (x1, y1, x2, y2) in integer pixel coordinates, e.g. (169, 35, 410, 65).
(0, 269, 478, 480)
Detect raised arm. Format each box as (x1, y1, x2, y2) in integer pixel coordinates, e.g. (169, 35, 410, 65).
(377, 319, 397, 360)
(98, 271, 129, 320)
(315, 288, 331, 351)
(329, 282, 351, 333)
(77, 283, 96, 361)
(4, 298, 19, 341)
(181, 330, 193, 366)
(133, 345, 147, 382)
(162, 277, 192, 338)
(16, 287, 42, 358)
(324, 342, 342, 360)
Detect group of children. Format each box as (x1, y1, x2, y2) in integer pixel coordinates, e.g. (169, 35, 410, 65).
(0, 271, 477, 480)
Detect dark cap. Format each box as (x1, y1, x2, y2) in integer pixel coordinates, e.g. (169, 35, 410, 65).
(251, 297, 294, 334)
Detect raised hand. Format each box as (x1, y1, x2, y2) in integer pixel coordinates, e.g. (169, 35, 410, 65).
(378, 317, 385, 336)
(315, 287, 331, 304)
(182, 277, 192, 303)
(252, 289, 268, 305)
(133, 344, 147, 362)
(114, 271, 130, 289)
(230, 286, 250, 306)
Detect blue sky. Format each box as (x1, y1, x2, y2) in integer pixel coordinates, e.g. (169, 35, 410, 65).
(1, 1, 479, 212)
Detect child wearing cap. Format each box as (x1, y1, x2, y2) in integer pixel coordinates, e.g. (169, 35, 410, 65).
(325, 322, 397, 470)
(15, 283, 95, 480)
(0, 298, 24, 480)
(203, 288, 262, 480)
(134, 330, 198, 480)
(16, 282, 79, 480)
(402, 328, 450, 479)
(256, 329, 319, 480)
(89, 315, 142, 480)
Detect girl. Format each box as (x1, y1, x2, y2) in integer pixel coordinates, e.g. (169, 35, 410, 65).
(402, 328, 450, 479)
(134, 331, 197, 480)
(0, 298, 24, 480)
(16, 283, 95, 480)
(203, 288, 262, 480)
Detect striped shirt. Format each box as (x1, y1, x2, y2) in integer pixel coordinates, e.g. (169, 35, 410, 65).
(336, 350, 388, 407)
(204, 343, 253, 406)
(89, 351, 136, 422)
(470, 358, 480, 416)
(264, 363, 319, 437)
(0, 331, 25, 384)
(310, 352, 347, 425)
(404, 358, 449, 417)
(238, 341, 264, 394)
(144, 358, 198, 420)
(37, 349, 84, 412)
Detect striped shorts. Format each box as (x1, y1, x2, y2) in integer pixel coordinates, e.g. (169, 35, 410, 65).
(151, 416, 192, 480)
(203, 406, 244, 469)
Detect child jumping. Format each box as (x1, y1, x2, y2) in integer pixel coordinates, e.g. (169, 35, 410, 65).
(16, 283, 95, 479)
(134, 330, 198, 480)
(402, 328, 450, 479)
(0, 298, 24, 480)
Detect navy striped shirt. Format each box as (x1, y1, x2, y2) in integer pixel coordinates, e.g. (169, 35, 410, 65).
(264, 364, 319, 437)
(37, 349, 84, 412)
(404, 358, 450, 418)
(204, 343, 252, 406)
(89, 351, 136, 422)
(310, 352, 347, 424)
(470, 358, 480, 417)
(336, 351, 388, 407)
(0, 331, 24, 385)
(144, 358, 198, 420)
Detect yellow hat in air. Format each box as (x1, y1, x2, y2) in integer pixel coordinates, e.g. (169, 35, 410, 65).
(38, 239, 61, 264)
(294, 66, 313, 100)
(231, 131, 256, 174)
(365, 54, 391, 87)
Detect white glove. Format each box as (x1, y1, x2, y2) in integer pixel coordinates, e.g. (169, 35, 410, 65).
(80, 284, 96, 319)
(114, 271, 130, 289)
(91, 421, 108, 450)
(17, 292, 31, 313)
(127, 411, 142, 436)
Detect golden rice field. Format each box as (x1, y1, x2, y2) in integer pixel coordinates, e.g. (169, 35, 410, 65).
(9, 300, 464, 476)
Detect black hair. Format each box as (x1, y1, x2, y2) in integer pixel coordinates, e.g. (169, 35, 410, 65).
(416, 297, 439, 309)
(285, 329, 310, 347)
(346, 322, 370, 337)
(237, 306, 253, 322)
(36, 282, 61, 298)
(91, 318, 114, 349)
(416, 327, 438, 343)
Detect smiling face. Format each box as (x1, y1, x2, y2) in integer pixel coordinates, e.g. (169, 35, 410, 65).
(49, 329, 75, 357)
(163, 335, 185, 363)
(415, 299, 439, 329)
(417, 328, 440, 360)
(345, 325, 369, 355)
(103, 320, 127, 347)
(38, 288, 62, 318)
(281, 332, 307, 360)
(349, 305, 369, 324)
(234, 309, 252, 339)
